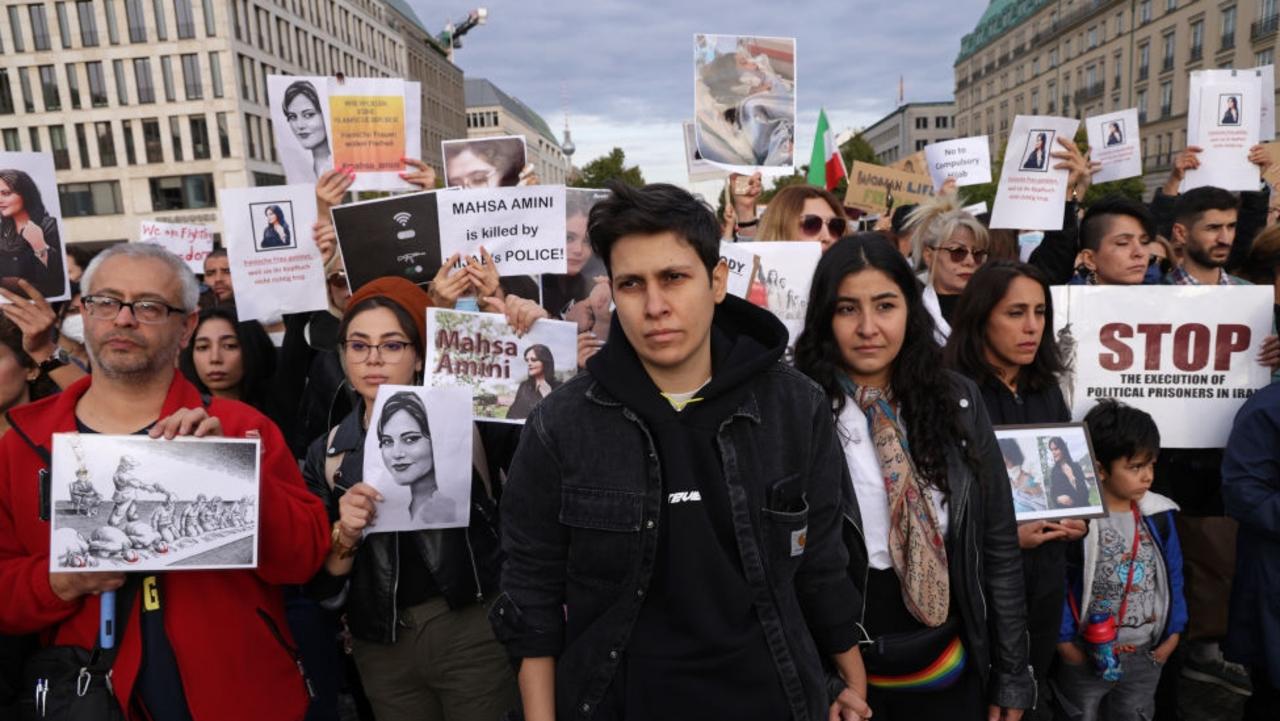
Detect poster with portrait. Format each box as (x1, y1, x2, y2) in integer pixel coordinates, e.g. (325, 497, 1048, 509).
(1051, 285, 1273, 448)
(218, 184, 327, 322)
(360, 385, 473, 532)
(268, 75, 333, 185)
(540, 188, 611, 337)
(442, 136, 528, 189)
(1184, 72, 1261, 192)
(1085, 108, 1142, 183)
(993, 424, 1105, 522)
(1188, 66, 1274, 144)
(0, 151, 69, 302)
(989, 115, 1080, 231)
(436, 185, 568, 276)
(731, 241, 821, 356)
(138, 220, 214, 274)
(693, 34, 796, 173)
(683, 121, 730, 182)
(48, 434, 260, 572)
(426, 308, 578, 424)
(330, 190, 441, 292)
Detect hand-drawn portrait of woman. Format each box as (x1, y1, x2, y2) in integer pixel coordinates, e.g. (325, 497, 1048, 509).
(377, 391, 456, 526)
(1047, 435, 1091, 509)
(1021, 132, 1049, 171)
(258, 204, 293, 250)
(283, 80, 331, 182)
(0, 168, 65, 297)
(443, 137, 526, 188)
(507, 344, 561, 420)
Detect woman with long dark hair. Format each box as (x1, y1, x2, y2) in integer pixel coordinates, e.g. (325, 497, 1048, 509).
(284, 80, 331, 180)
(0, 168, 64, 297)
(795, 233, 1032, 719)
(506, 343, 560, 420)
(1047, 436, 1090, 509)
(179, 307, 277, 412)
(261, 205, 293, 249)
(376, 390, 456, 525)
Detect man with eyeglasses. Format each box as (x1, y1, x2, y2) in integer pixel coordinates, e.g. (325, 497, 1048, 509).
(0, 242, 330, 720)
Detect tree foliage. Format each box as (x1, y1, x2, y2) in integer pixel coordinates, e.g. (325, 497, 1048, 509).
(569, 147, 645, 188)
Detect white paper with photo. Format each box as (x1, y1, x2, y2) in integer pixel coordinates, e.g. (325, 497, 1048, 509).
(426, 308, 578, 424)
(49, 434, 260, 572)
(1052, 285, 1272, 447)
(1086, 108, 1142, 183)
(218, 184, 327, 322)
(989, 115, 1080, 231)
(442, 136, 528, 189)
(138, 220, 213, 274)
(719, 242, 756, 298)
(1184, 74, 1261, 192)
(923, 136, 991, 189)
(732, 241, 821, 352)
(436, 185, 567, 276)
(0, 151, 69, 302)
(268, 75, 333, 185)
(361, 385, 472, 532)
(993, 424, 1105, 522)
(684, 121, 730, 182)
(1189, 67, 1274, 143)
(693, 34, 796, 174)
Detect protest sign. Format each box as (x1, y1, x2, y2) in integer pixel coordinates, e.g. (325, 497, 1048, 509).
(1085, 108, 1142, 183)
(684, 121, 730, 182)
(268, 75, 332, 184)
(436, 185, 568, 276)
(719, 242, 757, 298)
(732, 241, 821, 355)
(360, 385, 473, 532)
(963, 201, 989, 216)
(989, 115, 1080, 231)
(443, 136, 528, 188)
(138, 220, 213, 274)
(426, 308, 577, 424)
(1184, 72, 1261, 192)
(49, 434, 260, 572)
(330, 190, 441, 292)
(1052, 285, 1272, 448)
(923, 136, 991, 189)
(0, 151, 69, 302)
(1188, 66, 1274, 145)
(542, 188, 611, 336)
(844, 161, 937, 214)
(693, 34, 796, 173)
(218, 184, 327, 322)
(993, 424, 1105, 522)
(889, 151, 929, 177)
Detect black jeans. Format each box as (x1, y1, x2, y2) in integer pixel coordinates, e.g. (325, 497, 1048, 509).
(867, 669, 985, 720)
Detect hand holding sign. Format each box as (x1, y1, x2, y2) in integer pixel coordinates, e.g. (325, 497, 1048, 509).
(1050, 137, 1100, 201)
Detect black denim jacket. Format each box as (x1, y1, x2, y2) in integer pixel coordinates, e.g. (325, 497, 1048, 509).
(489, 362, 863, 721)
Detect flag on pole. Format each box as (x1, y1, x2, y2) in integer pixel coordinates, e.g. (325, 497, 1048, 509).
(807, 109, 846, 192)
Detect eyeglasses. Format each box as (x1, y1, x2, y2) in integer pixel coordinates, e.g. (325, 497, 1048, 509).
(340, 339, 411, 363)
(81, 295, 187, 324)
(937, 245, 990, 265)
(799, 215, 848, 238)
(453, 169, 497, 189)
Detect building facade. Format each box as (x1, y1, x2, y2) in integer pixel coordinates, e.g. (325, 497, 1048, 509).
(955, 0, 1280, 197)
(0, 0, 464, 247)
(862, 101, 958, 165)
(464, 77, 570, 186)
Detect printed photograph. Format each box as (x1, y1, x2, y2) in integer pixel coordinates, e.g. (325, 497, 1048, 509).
(0, 152, 68, 301)
(268, 75, 333, 184)
(693, 34, 796, 169)
(250, 201, 297, 252)
(540, 188, 611, 336)
(1219, 93, 1242, 126)
(993, 423, 1105, 522)
(1104, 120, 1126, 147)
(49, 434, 261, 572)
(1020, 130, 1055, 172)
(442, 136, 527, 188)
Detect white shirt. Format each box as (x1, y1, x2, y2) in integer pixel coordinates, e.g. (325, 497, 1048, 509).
(921, 285, 951, 345)
(837, 398, 949, 570)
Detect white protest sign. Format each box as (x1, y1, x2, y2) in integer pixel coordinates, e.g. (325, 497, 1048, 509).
(138, 221, 213, 274)
(989, 115, 1080, 231)
(436, 185, 568, 276)
(923, 136, 991, 189)
(360, 385, 473, 532)
(426, 308, 578, 424)
(1189, 66, 1274, 144)
(684, 121, 731, 182)
(1185, 73, 1261, 192)
(217, 184, 327, 322)
(719, 242, 756, 298)
(1086, 108, 1142, 183)
(0, 151, 69, 302)
(962, 201, 989, 216)
(732, 241, 821, 353)
(1053, 285, 1272, 448)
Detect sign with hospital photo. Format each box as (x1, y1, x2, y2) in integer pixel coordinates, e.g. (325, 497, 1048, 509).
(48, 434, 261, 572)
(992, 423, 1105, 522)
(692, 33, 796, 173)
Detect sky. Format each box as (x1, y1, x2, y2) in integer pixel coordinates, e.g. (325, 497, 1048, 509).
(409, 0, 991, 194)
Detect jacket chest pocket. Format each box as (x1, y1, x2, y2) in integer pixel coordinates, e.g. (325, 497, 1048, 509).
(761, 474, 810, 576)
(560, 485, 645, 585)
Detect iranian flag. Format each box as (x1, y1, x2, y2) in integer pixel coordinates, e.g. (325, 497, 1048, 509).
(807, 109, 846, 191)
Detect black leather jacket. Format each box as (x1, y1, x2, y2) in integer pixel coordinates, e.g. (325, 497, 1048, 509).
(302, 404, 512, 644)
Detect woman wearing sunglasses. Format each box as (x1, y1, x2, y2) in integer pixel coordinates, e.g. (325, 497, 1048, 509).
(905, 195, 990, 343)
(756, 185, 848, 251)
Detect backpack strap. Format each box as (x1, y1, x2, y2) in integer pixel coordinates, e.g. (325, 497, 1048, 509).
(6, 411, 53, 521)
(322, 426, 343, 491)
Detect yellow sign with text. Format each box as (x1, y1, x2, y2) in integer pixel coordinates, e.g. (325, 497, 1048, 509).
(329, 95, 405, 172)
(845, 161, 938, 214)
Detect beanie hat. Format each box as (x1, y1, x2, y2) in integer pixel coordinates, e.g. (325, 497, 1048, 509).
(345, 277, 432, 346)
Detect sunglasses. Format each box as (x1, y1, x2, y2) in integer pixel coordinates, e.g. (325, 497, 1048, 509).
(938, 245, 989, 264)
(327, 272, 349, 289)
(799, 215, 848, 238)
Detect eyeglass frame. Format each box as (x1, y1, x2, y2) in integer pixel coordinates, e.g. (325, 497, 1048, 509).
(935, 245, 990, 265)
(339, 339, 413, 363)
(799, 214, 848, 238)
(81, 294, 189, 324)
(452, 168, 498, 189)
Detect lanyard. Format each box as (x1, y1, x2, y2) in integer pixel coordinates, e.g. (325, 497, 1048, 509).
(1069, 501, 1143, 625)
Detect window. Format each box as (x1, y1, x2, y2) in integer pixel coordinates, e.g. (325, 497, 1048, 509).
(1116, 12, 1125, 33)
(59, 181, 123, 217)
(1140, 0, 1152, 23)
(1166, 0, 1176, 10)
(38, 66, 61, 112)
(133, 58, 154, 103)
(74, 123, 90, 167)
(56, 2, 73, 48)
(1050, 49, 1058, 67)
(76, 1, 98, 46)
(1222, 6, 1237, 49)
(113, 59, 127, 105)
(104, 0, 119, 43)
(7, 6, 25, 52)
(1139, 43, 1150, 77)
(173, 0, 194, 38)
(64, 64, 81, 109)
(1258, 48, 1276, 66)
(1190, 20, 1203, 57)
(1088, 26, 1098, 48)
(208, 52, 222, 98)
(1160, 80, 1173, 117)
(1162, 31, 1175, 71)
(244, 112, 257, 158)
(152, 0, 167, 40)
(18, 68, 35, 113)
(160, 55, 175, 102)
(121, 119, 136, 164)
(1137, 89, 1149, 123)
(169, 116, 183, 161)
(915, 117, 928, 129)
(29, 4, 52, 51)
(190, 114, 209, 159)
(180, 53, 201, 100)
(1031, 88, 1039, 114)
(86, 61, 107, 107)
(95, 121, 116, 166)
(124, 0, 145, 42)
(0, 70, 14, 115)
(276, 18, 289, 62)
(149, 174, 215, 211)
(238, 54, 255, 102)
(2, 129, 20, 151)
(48, 125, 69, 169)
(935, 116, 949, 129)
(27, 127, 40, 152)
(915, 139, 928, 151)
(201, 0, 215, 36)
(142, 118, 162, 162)
(215, 112, 230, 157)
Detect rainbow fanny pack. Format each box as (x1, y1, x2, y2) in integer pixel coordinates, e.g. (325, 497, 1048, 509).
(859, 617, 968, 692)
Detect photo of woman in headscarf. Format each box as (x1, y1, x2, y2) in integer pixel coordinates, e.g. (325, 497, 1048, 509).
(443, 136, 527, 188)
(283, 79, 331, 181)
(506, 344, 561, 420)
(0, 167, 64, 297)
(1047, 435, 1091, 509)
(258, 204, 293, 250)
(377, 390, 456, 526)
(1021, 132, 1049, 171)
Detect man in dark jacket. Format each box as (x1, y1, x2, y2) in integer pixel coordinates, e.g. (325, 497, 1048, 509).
(490, 183, 871, 721)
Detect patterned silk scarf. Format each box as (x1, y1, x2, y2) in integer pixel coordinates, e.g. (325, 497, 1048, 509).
(854, 385, 951, 627)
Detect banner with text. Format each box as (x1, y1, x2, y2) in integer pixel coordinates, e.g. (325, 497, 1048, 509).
(844, 161, 937, 214)
(989, 115, 1080, 231)
(437, 185, 568, 276)
(138, 221, 213, 274)
(218, 184, 327, 322)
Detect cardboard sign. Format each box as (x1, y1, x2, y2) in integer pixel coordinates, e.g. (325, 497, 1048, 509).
(693, 33, 797, 173)
(218, 184, 327, 322)
(138, 221, 213, 274)
(0, 151, 69, 302)
(1052, 285, 1273, 448)
(923, 136, 992, 189)
(436, 185, 568, 276)
(993, 423, 1106, 522)
(889, 151, 929, 177)
(989, 115, 1080, 231)
(844, 161, 937, 214)
(1085, 108, 1142, 183)
(426, 308, 578, 424)
(1184, 73, 1261, 192)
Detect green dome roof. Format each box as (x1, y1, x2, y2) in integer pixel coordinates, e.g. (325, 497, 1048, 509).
(957, 0, 1052, 62)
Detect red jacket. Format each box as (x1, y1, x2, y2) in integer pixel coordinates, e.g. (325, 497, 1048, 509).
(0, 374, 331, 721)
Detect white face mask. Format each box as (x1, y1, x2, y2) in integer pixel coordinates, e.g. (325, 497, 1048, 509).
(60, 314, 85, 344)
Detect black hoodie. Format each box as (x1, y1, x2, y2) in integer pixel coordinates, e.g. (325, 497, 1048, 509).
(587, 295, 791, 721)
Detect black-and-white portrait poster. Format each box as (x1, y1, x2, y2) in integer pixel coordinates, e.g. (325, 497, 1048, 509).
(0, 151, 69, 302)
(48, 434, 261, 572)
(361, 384, 473, 532)
(267, 75, 333, 184)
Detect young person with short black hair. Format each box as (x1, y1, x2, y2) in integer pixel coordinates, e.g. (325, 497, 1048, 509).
(1167, 187, 1248, 286)
(493, 182, 871, 721)
(1074, 197, 1158, 286)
